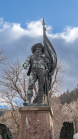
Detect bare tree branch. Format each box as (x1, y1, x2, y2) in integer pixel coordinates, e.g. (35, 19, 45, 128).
(49, 59, 65, 96)
(0, 49, 6, 64)
(0, 60, 29, 139)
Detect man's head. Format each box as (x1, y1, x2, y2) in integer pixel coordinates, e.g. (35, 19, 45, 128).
(31, 43, 44, 55)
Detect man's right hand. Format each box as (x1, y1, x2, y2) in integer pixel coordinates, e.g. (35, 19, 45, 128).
(23, 64, 28, 69)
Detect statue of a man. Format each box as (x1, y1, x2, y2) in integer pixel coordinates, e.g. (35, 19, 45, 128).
(23, 43, 51, 104)
(23, 19, 57, 105)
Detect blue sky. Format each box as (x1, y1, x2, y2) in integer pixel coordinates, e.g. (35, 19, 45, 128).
(1, 0, 78, 33)
(0, 0, 78, 107)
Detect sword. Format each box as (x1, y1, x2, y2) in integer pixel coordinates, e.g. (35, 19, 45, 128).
(42, 18, 49, 105)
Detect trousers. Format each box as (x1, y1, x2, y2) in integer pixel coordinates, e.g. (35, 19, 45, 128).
(27, 68, 46, 100)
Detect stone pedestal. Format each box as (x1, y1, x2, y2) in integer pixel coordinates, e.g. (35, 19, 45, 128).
(19, 106, 53, 139)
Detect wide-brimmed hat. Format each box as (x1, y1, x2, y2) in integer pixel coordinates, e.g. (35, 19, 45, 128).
(31, 43, 44, 54)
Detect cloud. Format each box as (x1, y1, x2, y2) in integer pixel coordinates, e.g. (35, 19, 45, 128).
(60, 26, 78, 42)
(0, 19, 43, 44)
(0, 18, 78, 94)
(48, 27, 78, 43)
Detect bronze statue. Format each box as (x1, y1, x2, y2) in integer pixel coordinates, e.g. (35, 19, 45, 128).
(23, 19, 57, 105)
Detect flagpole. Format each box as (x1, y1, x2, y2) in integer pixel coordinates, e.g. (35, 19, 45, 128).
(42, 18, 46, 45)
(42, 19, 49, 105)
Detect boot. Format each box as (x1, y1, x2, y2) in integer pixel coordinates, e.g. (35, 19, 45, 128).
(33, 92, 43, 104)
(33, 95, 38, 103)
(37, 96, 43, 103)
(26, 94, 32, 104)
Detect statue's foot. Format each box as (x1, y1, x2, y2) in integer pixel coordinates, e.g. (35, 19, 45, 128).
(33, 95, 38, 103)
(23, 94, 32, 105)
(23, 100, 30, 106)
(33, 96, 43, 104)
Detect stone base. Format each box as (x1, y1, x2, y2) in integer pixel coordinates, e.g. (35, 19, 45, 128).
(19, 106, 53, 139)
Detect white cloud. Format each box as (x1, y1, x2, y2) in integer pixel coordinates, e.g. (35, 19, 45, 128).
(51, 26, 78, 42)
(0, 18, 78, 43)
(0, 18, 43, 43)
(26, 19, 43, 36)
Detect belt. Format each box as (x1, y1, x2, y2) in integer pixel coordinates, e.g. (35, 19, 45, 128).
(32, 64, 45, 69)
